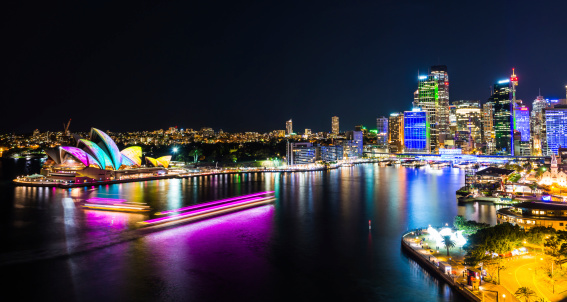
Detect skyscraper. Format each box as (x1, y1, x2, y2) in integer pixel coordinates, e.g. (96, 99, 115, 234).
(286, 119, 293, 135)
(404, 109, 429, 153)
(376, 116, 388, 147)
(332, 116, 339, 134)
(545, 105, 567, 155)
(388, 113, 404, 153)
(491, 78, 513, 155)
(482, 102, 495, 154)
(453, 100, 482, 153)
(413, 65, 449, 153)
(532, 95, 549, 156)
(513, 105, 531, 156)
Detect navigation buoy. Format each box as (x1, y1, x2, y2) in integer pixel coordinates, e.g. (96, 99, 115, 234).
(369, 220, 371, 230)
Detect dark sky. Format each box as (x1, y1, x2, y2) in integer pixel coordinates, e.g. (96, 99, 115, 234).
(3, 0, 567, 134)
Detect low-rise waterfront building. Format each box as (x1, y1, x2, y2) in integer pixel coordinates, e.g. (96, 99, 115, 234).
(497, 201, 567, 230)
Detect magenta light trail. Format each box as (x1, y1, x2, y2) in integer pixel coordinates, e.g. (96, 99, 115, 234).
(140, 196, 274, 226)
(86, 197, 128, 204)
(156, 191, 274, 215)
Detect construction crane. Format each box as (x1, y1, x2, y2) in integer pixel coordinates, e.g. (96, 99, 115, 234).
(63, 119, 71, 136)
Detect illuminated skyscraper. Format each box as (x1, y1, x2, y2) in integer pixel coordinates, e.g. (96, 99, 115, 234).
(453, 100, 482, 153)
(376, 116, 388, 147)
(413, 65, 449, 153)
(545, 105, 567, 155)
(513, 105, 531, 156)
(332, 116, 339, 134)
(482, 102, 495, 154)
(491, 78, 513, 155)
(286, 119, 293, 135)
(403, 109, 429, 153)
(388, 113, 404, 153)
(531, 95, 549, 156)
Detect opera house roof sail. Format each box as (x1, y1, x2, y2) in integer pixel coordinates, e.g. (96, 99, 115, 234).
(44, 128, 170, 171)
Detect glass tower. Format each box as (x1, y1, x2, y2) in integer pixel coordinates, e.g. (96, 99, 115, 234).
(491, 80, 512, 155)
(545, 106, 567, 155)
(404, 110, 429, 153)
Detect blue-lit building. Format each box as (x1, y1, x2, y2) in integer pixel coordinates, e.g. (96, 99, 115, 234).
(320, 145, 343, 162)
(404, 109, 429, 153)
(514, 106, 530, 142)
(545, 105, 567, 155)
(290, 142, 317, 165)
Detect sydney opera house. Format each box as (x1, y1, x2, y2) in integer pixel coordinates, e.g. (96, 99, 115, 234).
(42, 128, 172, 183)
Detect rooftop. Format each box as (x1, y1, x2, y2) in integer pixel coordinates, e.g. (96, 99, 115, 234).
(475, 167, 515, 177)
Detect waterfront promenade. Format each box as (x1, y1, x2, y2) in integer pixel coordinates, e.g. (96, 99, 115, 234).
(402, 230, 518, 302)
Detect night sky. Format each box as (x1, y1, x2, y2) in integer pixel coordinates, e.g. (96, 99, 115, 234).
(3, 0, 567, 134)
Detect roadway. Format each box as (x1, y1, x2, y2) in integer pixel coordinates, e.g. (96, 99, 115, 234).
(500, 254, 567, 302)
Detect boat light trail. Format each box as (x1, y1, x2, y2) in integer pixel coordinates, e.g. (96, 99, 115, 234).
(155, 191, 274, 215)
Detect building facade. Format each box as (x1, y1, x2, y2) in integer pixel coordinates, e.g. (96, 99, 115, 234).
(545, 105, 567, 155)
(491, 80, 513, 155)
(376, 116, 388, 147)
(286, 119, 293, 135)
(403, 110, 429, 153)
(332, 116, 339, 134)
(388, 113, 404, 153)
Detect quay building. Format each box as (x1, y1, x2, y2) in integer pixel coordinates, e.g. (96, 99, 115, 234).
(497, 201, 567, 230)
(40, 128, 171, 183)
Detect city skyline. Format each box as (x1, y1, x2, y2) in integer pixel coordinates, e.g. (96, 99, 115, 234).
(3, 1, 567, 134)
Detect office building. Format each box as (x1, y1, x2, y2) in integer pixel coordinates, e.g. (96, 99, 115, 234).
(320, 145, 343, 162)
(545, 105, 567, 155)
(513, 105, 531, 156)
(531, 95, 549, 156)
(376, 116, 388, 147)
(491, 78, 513, 155)
(403, 109, 429, 153)
(389, 113, 404, 153)
(289, 142, 317, 165)
(413, 65, 449, 153)
(482, 102, 495, 154)
(332, 116, 339, 134)
(453, 100, 482, 153)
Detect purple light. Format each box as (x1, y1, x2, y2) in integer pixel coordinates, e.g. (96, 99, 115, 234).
(141, 196, 274, 225)
(156, 191, 274, 215)
(86, 197, 128, 204)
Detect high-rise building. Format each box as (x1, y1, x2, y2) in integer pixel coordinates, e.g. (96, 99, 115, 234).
(491, 78, 513, 155)
(332, 116, 339, 134)
(532, 95, 549, 156)
(388, 113, 404, 153)
(453, 100, 482, 153)
(545, 105, 567, 155)
(413, 65, 449, 153)
(482, 102, 495, 154)
(286, 119, 293, 135)
(431, 65, 450, 140)
(404, 109, 429, 153)
(513, 105, 531, 156)
(376, 117, 388, 147)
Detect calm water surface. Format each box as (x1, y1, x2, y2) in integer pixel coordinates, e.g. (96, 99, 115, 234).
(0, 161, 501, 301)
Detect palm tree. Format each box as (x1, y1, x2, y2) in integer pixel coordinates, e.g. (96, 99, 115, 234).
(442, 235, 456, 257)
(515, 287, 538, 302)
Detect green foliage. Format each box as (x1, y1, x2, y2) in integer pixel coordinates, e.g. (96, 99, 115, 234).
(466, 223, 524, 255)
(514, 286, 538, 302)
(508, 173, 522, 183)
(442, 235, 456, 256)
(453, 215, 489, 235)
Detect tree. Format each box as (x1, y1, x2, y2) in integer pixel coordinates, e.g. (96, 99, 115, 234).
(188, 148, 202, 163)
(514, 287, 538, 302)
(442, 235, 456, 257)
(453, 215, 489, 235)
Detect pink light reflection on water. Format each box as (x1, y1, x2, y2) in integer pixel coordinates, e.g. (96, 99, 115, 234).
(83, 210, 145, 240)
(141, 205, 275, 300)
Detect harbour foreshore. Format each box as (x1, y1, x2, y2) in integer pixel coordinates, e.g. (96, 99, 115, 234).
(401, 229, 518, 302)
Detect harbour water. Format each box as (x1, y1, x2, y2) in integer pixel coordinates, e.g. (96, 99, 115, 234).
(0, 160, 501, 301)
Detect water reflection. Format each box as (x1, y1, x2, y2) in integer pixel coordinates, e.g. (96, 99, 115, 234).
(2, 165, 501, 301)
